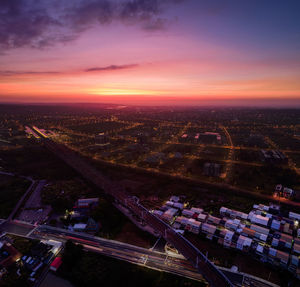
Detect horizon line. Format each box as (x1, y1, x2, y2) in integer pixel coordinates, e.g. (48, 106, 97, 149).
(1, 100, 300, 109)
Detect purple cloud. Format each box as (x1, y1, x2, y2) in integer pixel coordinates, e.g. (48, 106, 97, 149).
(85, 64, 139, 72)
(0, 0, 185, 50)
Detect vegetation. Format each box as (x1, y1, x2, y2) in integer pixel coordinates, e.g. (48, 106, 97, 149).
(0, 176, 30, 218)
(59, 240, 203, 287)
(8, 235, 39, 254)
(41, 179, 95, 212)
(41, 179, 129, 239)
(230, 164, 300, 193)
(0, 271, 31, 287)
(90, 198, 128, 239)
(0, 141, 76, 180)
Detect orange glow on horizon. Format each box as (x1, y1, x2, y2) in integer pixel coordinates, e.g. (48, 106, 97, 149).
(88, 88, 160, 96)
(1, 1, 300, 106)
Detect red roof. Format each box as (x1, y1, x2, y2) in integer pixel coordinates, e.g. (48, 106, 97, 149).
(50, 257, 62, 270)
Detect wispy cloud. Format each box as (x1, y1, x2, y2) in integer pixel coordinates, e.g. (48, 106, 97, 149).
(0, 70, 60, 76)
(0, 63, 139, 78)
(85, 64, 139, 72)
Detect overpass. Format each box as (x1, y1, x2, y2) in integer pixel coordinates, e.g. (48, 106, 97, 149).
(33, 127, 233, 287)
(31, 225, 278, 287)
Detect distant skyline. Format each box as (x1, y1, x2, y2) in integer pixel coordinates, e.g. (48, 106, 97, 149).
(1, 0, 300, 106)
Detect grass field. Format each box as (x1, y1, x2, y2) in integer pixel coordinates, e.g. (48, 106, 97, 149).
(0, 141, 77, 180)
(230, 163, 300, 194)
(0, 175, 31, 218)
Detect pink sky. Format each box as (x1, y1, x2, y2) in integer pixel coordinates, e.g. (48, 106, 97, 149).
(1, 1, 300, 106)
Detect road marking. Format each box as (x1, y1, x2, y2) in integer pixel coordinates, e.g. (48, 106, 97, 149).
(151, 236, 161, 251)
(26, 226, 38, 238)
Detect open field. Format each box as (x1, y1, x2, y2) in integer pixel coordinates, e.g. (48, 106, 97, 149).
(230, 163, 300, 194)
(0, 175, 31, 218)
(0, 142, 77, 180)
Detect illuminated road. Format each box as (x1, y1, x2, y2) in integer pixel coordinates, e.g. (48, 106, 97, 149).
(151, 140, 300, 154)
(31, 126, 290, 285)
(75, 152, 300, 209)
(221, 126, 234, 181)
(0, 221, 279, 287)
(32, 225, 205, 282)
(31, 225, 278, 287)
(53, 127, 300, 209)
(32, 126, 234, 287)
(183, 154, 264, 167)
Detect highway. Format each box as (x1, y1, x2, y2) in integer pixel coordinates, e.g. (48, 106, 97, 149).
(39, 225, 281, 287)
(32, 126, 233, 287)
(1, 220, 36, 236)
(31, 225, 278, 287)
(32, 225, 205, 283)
(0, 128, 287, 286)
(32, 125, 300, 286)
(30, 126, 291, 286)
(0, 220, 279, 287)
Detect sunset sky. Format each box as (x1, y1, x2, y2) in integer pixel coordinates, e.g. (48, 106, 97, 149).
(1, 0, 300, 106)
